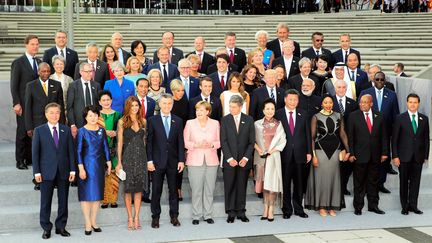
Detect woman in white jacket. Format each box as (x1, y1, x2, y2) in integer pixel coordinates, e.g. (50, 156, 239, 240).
(254, 99, 287, 222)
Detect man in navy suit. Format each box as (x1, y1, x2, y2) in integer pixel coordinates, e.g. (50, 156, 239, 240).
(332, 33, 361, 67)
(271, 40, 300, 79)
(147, 93, 185, 228)
(43, 30, 79, 78)
(186, 37, 215, 74)
(111, 32, 131, 65)
(168, 58, 199, 99)
(392, 93, 429, 215)
(32, 103, 75, 239)
(206, 48, 238, 74)
(359, 71, 399, 193)
(136, 78, 156, 119)
(250, 69, 284, 120)
(346, 53, 368, 94)
(224, 32, 247, 72)
(275, 89, 312, 219)
(188, 77, 222, 121)
(153, 31, 184, 66)
(266, 23, 301, 58)
(208, 54, 231, 97)
(73, 42, 110, 88)
(146, 46, 180, 89)
(301, 32, 333, 69)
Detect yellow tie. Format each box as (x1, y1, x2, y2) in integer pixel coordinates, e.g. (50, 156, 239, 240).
(42, 82, 48, 96)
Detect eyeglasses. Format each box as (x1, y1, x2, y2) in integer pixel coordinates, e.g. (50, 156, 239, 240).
(315, 39, 324, 42)
(82, 70, 92, 73)
(179, 66, 191, 69)
(375, 78, 385, 81)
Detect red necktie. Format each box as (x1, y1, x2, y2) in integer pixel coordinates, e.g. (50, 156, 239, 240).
(229, 50, 234, 63)
(141, 98, 146, 118)
(289, 111, 294, 135)
(220, 75, 225, 90)
(365, 112, 372, 134)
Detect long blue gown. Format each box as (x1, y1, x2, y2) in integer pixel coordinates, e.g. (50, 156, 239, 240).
(77, 127, 110, 201)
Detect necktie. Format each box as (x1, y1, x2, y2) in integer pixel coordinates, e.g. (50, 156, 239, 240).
(42, 81, 48, 96)
(198, 52, 202, 69)
(339, 99, 345, 113)
(163, 116, 170, 137)
(169, 50, 172, 63)
(141, 98, 146, 118)
(365, 112, 372, 134)
(351, 70, 355, 81)
(204, 97, 208, 102)
(344, 50, 348, 63)
(377, 90, 382, 111)
(162, 64, 168, 87)
(84, 82, 91, 106)
(270, 88, 275, 101)
(60, 49, 65, 57)
(316, 50, 320, 56)
(289, 111, 294, 135)
(412, 114, 417, 134)
(90, 62, 95, 81)
(229, 50, 234, 63)
(32, 57, 38, 76)
(235, 116, 240, 133)
(53, 126, 59, 148)
(220, 75, 225, 90)
(184, 78, 189, 99)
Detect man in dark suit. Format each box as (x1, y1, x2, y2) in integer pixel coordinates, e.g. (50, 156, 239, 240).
(25, 63, 65, 137)
(43, 30, 79, 78)
(392, 93, 429, 215)
(332, 79, 358, 195)
(359, 71, 400, 193)
(358, 64, 395, 94)
(332, 33, 361, 67)
(153, 31, 184, 66)
(136, 77, 156, 119)
(147, 93, 185, 228)
(206, 48, 238, 74)
(73, 42, 110, 88)
(220, 95, 255, 223)
(298, 78, 321, 122)
(301, 32, 333, 69)
(224, 32, 247, 72)
(111, 32, 131, 65)
(266, 23, 301, 58)
(393, 62, 408, 77)
(67, 63, 101, 138)
(275, 89, 312, 219)
(168, 58, 199, 99)
(286, 58, 320, 96)
(348, 94, 389, 216)
(346, 53, 368, 91)
(250, 69, 284, 120)
(146, 46, 180, 89)
(10, 34, 41, 170)
(32, 103, 76, 239)
(271, 40, 300, 79)
(208, 54, 231, 97)
(188, 77, 222, 121)
(186, 36, 215, 74)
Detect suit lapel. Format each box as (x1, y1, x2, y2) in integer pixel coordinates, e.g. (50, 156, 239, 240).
(77, 81, 85, 103)
(371, 112, 380, 135)
(44, 124, 57, 150)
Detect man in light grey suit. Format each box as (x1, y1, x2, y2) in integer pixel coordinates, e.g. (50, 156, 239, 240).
(67, 63, 100, 138)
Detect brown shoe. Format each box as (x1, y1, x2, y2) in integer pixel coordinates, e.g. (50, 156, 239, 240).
(151, 218, 159, 229)
(170, 217, 181, 227)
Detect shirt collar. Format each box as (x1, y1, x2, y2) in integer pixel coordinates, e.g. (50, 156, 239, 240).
(285, 107, 296, 113)
(81, 78, 90, 84)
(161, 112, 171, 118)
(408, 110, 418, 117)
(137, 95, 147, 101)
(25, 52, 35, 59)
(47, 122, 59, 131)
(363, 109, 372, 115)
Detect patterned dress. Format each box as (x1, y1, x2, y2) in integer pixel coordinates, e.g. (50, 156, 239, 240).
(122, 127, 148, 193)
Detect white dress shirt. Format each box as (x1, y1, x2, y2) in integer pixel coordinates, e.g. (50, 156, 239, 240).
(408, 110, 419, 125)
(218, 71, 228, 86)
(266, 85, 277, 103)
(285, 107, 296, 126)
(80, 78, 93, 104)
(363, 109, 373, 126)
(25, 52, 37, 69)
(56, 46, 67, 61)
(283, 56, 293, 78)
(336, 95, 346, 111)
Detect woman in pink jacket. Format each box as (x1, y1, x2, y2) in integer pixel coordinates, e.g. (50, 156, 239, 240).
(184, 101, 221, 225)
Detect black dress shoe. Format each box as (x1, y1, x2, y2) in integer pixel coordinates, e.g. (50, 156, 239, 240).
(343, 189, 351, 196)
(170, 217, 181, 227)
(151, 218, 160, 228)
(282, 213, 291, 219)
(237, 215, 249, 222)
(55, 228, 70, 237)
(354, 209, 362, 215)
(295, 212, 309, 218)
(34, 184, 40, 191)
(409, 208, 423, 214)
(226, 216, 235, 223)
(401, 209, 409, 215)
(257, 193, 263, 198)
(84, 230, 92, 235)
(101, 204, 108, 209)
(388, 168, 398, 175)
(25, 159, 32, 166)
(42, 230, 51, 239)
(379, 185, 391, 193)
(192, 220, 199, 225)
(141, 197, 151, 203)
(368, 207, 385, 214)
(110, 203, 118, 208)
(260, 216, 268, 220)
(204, 218, 214, 224)
(92, 226, 102, 232)
(17, 161, 28, 170)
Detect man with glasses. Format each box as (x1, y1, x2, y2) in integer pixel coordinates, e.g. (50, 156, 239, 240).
(301, 32, 333, 69)
(169, 58, 199, 100)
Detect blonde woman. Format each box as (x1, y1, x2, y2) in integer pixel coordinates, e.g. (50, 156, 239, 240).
(248, 48, 266, 76)
(147, 68, 166, 115)
(125, 56, 146, 83)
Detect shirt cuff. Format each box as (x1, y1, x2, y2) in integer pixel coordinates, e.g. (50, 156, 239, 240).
(147, 161, 153, 164)
(242, 157, 249, 162)
(227, 157, 233, 163)
(34, 173, 41, 177)
(70, 171, 76, 175)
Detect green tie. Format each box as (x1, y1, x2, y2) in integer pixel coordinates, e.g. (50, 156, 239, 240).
(412, 114, 417, 134)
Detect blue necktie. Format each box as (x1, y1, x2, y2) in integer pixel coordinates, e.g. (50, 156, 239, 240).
(377, 90, 382, 111)
(351, 70, 355, 81)
(32, 57, 38, 76)
(270, 88, 275, 101)
(184, 78, 189, 99)
(163, 116, 170, 137)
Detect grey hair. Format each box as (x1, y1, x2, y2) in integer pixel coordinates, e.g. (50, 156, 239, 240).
(369, 64, 382, 71)
(298, 57, 312, 68)
(334, 79, 347, 87)
(54, 29, 67, 37)
(255, 30, 269, 41)
(229, 95, 244, 106)
(86, 42, 99, 52)
(79, 62, 92, 72)
(110, 61, 125, 73)
(177, 58, 191, 68)
(160, 93, 173, 101)
(51, 55, 65, 65)
(302, 78, 315, 86)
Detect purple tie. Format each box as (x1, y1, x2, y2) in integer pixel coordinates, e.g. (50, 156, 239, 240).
(289, 111, 294, 135)
(53, 126, 59, 148)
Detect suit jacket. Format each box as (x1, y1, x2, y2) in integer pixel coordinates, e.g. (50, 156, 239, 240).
(359, 87, 399, 133)
(266, 38, 301, 58)
(347, 109, 388, 163)
(332, 48, 361, 67)
(220, 113, 255, 169)
(188, 94, 222, 121)
(74, 60, 110, 88)
(298, 94, 322, 121)
(25, 79, 65, 131)
(358, 81, 395, 95)
(43, 47, 79, 78)
(346, 68, 368, 89)
(208, 71, 230, 97)
(10, 54, 41, 107)
(67, 79, 100, 128)
(186, 51, 215, 74)
(153, 47, 184, 66)
(229, 47, 247, 72)
(285, 74, 320, 96)
(275, 108, 312, 164)
(119, 48, 131, 64)
(399, 72, 408, 77)
(271, 56, 300, 79)
(137, 96, 156, 119)
(147, 114, 186, 169)
(145, 62, 180, 89)
(332, 96, 358, 124)
(206, 63, 238, 74)
(250, 86, 285, 120)
(392, 111, 430, 162)
(167, 76, 200, 100)
(301, 47, 334, 68)
(32, 123, 75, 180)
(184, 118, 221, 166)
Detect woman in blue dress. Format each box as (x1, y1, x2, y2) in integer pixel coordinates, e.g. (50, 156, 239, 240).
(77, 105, 111, 235)
(255, 30, 274, 68)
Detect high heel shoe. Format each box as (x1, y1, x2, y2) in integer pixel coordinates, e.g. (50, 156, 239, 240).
(128, 218, 134, 230)
(84, 230, 92, 235)
(260, 216, 268, 220)
(134, 217, 141, 230)
(110, 203, 118, 208)
(92, 226, 102, 232)
(101, 204, 108, 209)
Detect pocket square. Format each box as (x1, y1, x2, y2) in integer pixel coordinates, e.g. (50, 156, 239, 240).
(420, 117, 423, 120)
(61, 129, 64, 133)
(50, 85, 54, 87)
(241, 121, 245, 124)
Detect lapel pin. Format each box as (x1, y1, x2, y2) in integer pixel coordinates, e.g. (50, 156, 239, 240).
(67, 51, 70, 54)
(173, 53, 176, 56)
(384, 95, 388, 98)
(92, 87, 95, 89)
(420, 117, 423, 120)
(172, 120, 175, 123)
(50, 85, 54, 87)
(241, 121, 245, 124)
(61, 129, 64, 133)
(374, 114, 378, 118)
(97, 66, 100, 70)
(126, 89, 130, 92)
(298, 113, 301, 116)
(210, 101, 214, 104)
(357, 74, 360, 77)
(191, 80, 194, 84)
